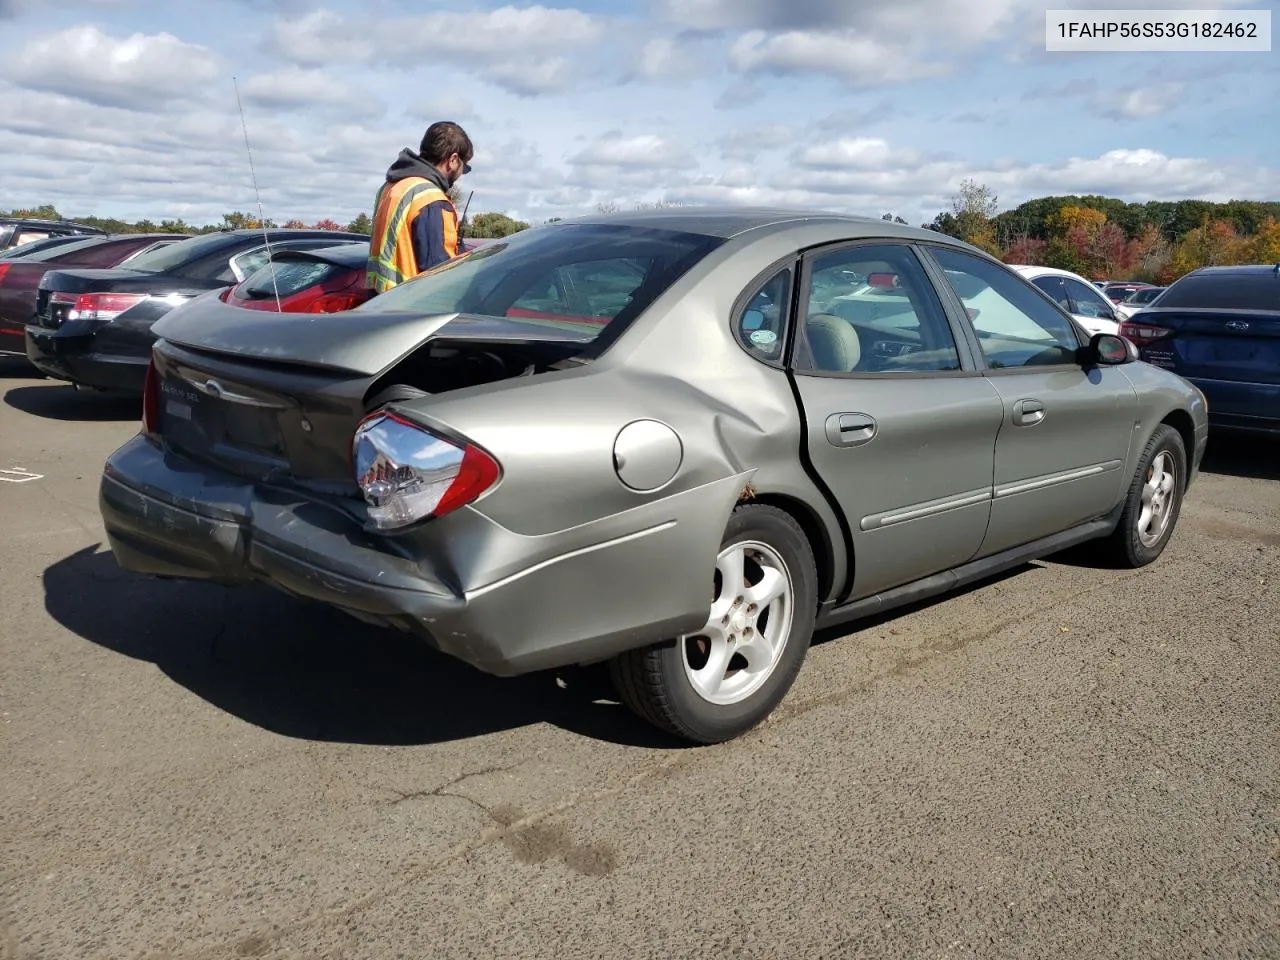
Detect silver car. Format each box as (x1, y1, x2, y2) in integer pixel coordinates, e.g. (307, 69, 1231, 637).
(98, 208, 1209, 744)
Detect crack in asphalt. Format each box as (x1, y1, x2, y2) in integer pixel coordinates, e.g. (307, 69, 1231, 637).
(381, 762, 524, 817)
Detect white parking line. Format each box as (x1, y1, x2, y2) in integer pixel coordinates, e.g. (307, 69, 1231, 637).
(0, 467, 43, 483)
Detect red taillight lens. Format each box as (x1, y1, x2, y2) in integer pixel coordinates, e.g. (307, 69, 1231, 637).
(52, 291, 148, 322)
(351, 411, 500, 531)
(1119, 321, 1173, 347)
(304, 292, 369, 313)
(141, 357, 160, 437)
(0, 264, 11, 285)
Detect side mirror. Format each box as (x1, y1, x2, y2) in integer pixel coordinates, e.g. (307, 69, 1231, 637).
(1090, 332, 1138, 365)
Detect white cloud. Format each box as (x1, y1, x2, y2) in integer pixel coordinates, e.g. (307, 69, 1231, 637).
(796, 138, 924, 170)
(570, 133, 695, 170)
(4, 25, 222, 110)
(1101, 84, 1186, 120)
(729, 30, 947, 86)
(718, 125, 797, 161)
(271, 5, 606, 95)
(238, 66, 366, 113)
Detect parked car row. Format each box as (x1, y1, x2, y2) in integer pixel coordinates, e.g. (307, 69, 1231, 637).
(5, 229, 500, 392)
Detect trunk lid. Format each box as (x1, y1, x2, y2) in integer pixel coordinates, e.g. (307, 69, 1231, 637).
(148, 296, 594, 495)
(1126, 308, 1280, 385)
(34, 268, 228, 330)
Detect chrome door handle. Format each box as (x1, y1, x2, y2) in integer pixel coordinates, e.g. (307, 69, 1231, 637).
(825, 413, 878, 447)
(1012, 399, 1045, 426)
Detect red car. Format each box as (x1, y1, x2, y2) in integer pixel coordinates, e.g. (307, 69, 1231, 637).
(0, 233, 185, 357)
(219, 237, 501, 313)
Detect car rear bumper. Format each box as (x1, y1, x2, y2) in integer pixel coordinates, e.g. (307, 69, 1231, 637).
(100, 434, 737, 677)
(25, 326, 148, 393)
(1187, 376, 1280, 435)
(0, 323, 28, 358)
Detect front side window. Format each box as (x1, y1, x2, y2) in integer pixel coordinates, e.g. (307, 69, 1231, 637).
(1031, 274, 1071, 312)
(357, 223, 724, 350)
(928, 245, 1082, 369)
(1063, 277, 1116, 319)
(798, 243, 961, 374)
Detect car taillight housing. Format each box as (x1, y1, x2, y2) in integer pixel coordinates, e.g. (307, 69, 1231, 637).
(304, 291, 371, 313)
(141, 357, 160, 438)
(352, 411, 500, 531)
(1118, 321, 1173, 347)
(50, 291, 148, 322)
(0, 264, 11, 285)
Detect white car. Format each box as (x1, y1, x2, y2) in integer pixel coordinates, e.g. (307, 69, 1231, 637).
(1009, 265, 1123, 336)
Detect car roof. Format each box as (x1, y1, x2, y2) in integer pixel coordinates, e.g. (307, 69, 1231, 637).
(1009, 264, 1093, 281)
(1187, 264, 1280, 277)
(549, 205, 937, 241)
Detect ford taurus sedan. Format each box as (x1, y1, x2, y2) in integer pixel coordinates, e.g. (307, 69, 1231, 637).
(97, 208, 1209, 744)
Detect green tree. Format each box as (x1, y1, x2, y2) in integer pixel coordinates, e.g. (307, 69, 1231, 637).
(346, 213, 372, 235)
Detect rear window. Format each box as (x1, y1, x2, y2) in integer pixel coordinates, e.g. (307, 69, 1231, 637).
(357, 223, 724, 348)
(1157, 273, 1280, 311)
(123, 233, 236, 273)
(16, 236, 111, 262)
(240, 258, 345, 299)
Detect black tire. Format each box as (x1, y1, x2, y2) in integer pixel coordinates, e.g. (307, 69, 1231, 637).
(609, 503, 818, 745)
(1098, 423, 1187, 568)
(364, 383, 429, 412)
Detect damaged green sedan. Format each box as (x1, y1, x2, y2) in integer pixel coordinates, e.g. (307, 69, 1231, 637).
(98, 207, 1208, 743)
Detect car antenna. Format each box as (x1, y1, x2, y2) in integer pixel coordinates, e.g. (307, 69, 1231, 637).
(231, 75, 282, 312)
(459, 189, 474, 245)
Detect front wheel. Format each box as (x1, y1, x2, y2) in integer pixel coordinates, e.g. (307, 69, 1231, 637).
(1099, 423, 1187, 568)
(609, 504, 818, 744)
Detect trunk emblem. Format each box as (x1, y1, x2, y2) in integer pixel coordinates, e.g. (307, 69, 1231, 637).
(183, 376, 286, 409)
(1225, 321, 1250, 332)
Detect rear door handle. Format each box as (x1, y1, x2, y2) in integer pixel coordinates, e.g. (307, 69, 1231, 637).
(1012, 399, 1045, 426)
(825, 413, 878, 447)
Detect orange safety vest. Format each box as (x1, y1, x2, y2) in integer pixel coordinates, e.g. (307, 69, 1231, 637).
(367, 177, 459, 293)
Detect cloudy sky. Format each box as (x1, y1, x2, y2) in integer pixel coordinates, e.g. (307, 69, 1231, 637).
(0, 0, 1276, 228)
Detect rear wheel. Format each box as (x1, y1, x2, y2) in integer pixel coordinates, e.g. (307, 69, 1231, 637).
(609, 504, 818, 744)
(1098, 423, 1186, 567)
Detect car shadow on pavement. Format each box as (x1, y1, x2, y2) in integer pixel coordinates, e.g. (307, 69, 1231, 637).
(1199, 432, 1280, 481)
(43, 545, 687, 750)
(4, 383, 141, 422)
(0, 356, 39, 378)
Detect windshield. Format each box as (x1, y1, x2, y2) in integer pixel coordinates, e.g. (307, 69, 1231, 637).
(122, 232, 231, 273)
(1156, 273, 1280, 311)
(357, 223, 724, 345)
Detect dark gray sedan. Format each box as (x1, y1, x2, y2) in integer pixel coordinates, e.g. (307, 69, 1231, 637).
(97, 208, 1209, 744)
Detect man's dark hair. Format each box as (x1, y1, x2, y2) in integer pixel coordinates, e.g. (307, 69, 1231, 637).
(420, 121, 473, 165)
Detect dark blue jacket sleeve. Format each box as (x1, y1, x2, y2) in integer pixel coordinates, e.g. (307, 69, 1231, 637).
(410, 200, 452, 272)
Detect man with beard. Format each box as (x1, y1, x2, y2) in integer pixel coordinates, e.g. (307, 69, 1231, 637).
(367, 120, 473, 293)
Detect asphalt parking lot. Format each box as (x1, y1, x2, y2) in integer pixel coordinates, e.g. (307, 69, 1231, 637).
(1, 357, 1277, 960)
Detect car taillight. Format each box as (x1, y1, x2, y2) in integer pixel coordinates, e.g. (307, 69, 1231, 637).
(304, 292, 369, 313)
(352, 411, 500, 531)
(51, 291, 148, 322)
(1118, 321, 1173, 347)
(141, 357, 160, 438)
(0, 264, 11, 285)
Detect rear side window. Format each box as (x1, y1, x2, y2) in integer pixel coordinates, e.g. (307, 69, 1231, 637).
(1155, 274, 1280, 311)
(240, 259, 345, 299)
